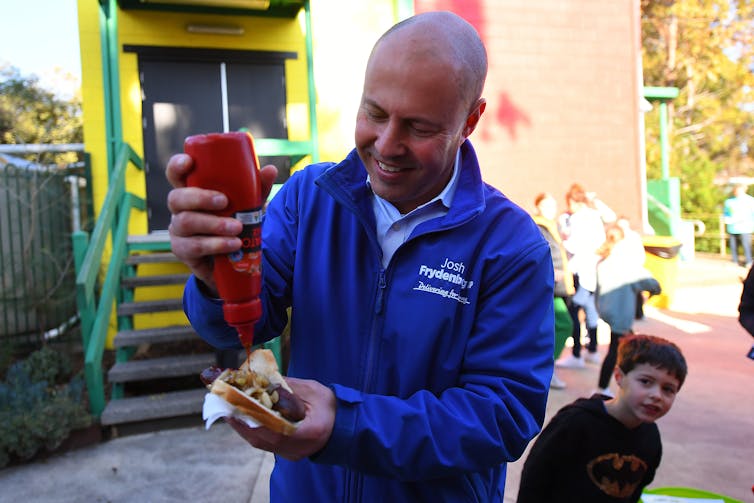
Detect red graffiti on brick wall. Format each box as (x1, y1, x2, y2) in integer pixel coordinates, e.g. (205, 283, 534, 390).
(414, 0, 531, 141)
(415, 0, 486, 40)
(495, 92, 531, 140)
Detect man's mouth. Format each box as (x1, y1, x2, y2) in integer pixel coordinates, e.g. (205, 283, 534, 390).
(378, 160, 402, 173)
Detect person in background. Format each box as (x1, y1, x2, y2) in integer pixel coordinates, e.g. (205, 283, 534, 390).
(588, 190, 617, 225)
(557, 183, 606, 368)
(166, 11, 554, 501)
(594, 224, 661, 396)
(533, 192, 575, 389)
(723, 183, 754, 268)
(615, 216, 645, 265)
(517, 334, 688, 503)
(615, 215, 649, 320)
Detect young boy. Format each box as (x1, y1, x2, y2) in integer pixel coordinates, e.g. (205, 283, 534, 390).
(516, 334, 688, 503)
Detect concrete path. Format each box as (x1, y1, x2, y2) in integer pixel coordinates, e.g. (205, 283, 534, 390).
(0, 255, 751, 502)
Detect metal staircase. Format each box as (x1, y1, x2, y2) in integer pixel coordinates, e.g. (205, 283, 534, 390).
(99, 240, 217, 429)
(71, 145, 224, 432)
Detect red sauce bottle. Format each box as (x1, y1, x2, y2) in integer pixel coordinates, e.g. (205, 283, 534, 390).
(184, 132, 263, 352)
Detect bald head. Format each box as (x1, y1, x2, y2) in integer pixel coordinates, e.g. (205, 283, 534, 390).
(370, 11, 488, 108)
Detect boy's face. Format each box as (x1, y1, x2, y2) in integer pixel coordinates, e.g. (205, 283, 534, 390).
(613, 363, 681, 427)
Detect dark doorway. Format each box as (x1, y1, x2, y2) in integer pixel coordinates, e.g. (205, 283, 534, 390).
(127, 46, 295, 231)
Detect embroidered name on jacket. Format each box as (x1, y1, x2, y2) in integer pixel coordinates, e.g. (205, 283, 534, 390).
(415, 257, 474, 304)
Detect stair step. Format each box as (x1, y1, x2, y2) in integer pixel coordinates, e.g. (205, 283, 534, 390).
(128, 232, 170, 247)
(117, 298, 183, 316)
(125, 252, 180, 265)
(113, 325, 197, 348)
(121, 273, 191, 288)
(100, 388, 207, 426)
(108, 353, 215, 383)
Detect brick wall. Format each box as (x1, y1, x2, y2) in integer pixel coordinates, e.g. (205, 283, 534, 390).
(415, 0, 644, 225)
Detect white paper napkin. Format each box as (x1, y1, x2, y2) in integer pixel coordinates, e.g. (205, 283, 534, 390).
(202, 392, 261, 430)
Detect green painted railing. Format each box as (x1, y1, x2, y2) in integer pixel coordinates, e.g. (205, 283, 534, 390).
(72, 143, 144, 417)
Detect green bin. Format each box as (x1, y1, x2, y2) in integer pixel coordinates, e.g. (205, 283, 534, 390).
(641, 486, 744, 503)
(642, 236, 682, 309)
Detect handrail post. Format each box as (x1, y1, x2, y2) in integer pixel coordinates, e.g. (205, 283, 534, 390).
(72, 230, 94, 349)
(75, 142, 145, 417)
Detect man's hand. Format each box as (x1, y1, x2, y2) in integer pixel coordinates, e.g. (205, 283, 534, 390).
(226, 377, 336, 461)
(165, 153, 278, 293)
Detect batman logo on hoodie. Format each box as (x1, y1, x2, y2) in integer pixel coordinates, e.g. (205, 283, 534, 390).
(586, 453, 648, 498)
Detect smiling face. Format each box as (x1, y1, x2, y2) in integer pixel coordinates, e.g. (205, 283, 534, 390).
(355, 20, 485, 214)
(609, 363, 681, 429)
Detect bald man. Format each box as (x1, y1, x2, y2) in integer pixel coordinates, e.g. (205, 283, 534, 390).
(167, 11, 554, 501)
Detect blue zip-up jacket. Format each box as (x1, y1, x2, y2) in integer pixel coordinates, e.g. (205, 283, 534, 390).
(184, 141, 555, 502)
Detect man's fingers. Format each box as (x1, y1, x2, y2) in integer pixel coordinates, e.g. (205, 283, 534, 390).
(260, 164, 279, 201)
(168, 209, 241, 237)
(169, 233, 240, 259)
(226, 417, 281, 451)
(165, 153, 193, 188)
(167, 187, 229, 214)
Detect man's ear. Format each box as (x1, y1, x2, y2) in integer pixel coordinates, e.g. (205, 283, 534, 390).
(463, 98, 486, 138)
(613, 367, 626, 387)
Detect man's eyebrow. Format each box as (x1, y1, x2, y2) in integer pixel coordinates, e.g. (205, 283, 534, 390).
(361, 98, 382, 109)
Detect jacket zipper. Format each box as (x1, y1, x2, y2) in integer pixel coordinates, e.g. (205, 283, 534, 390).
(374, 269, 387, 315)
(344, 269, 386, 502)
(365, 268, 386, 387)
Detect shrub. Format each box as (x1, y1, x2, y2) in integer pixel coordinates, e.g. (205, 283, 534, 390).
(0, 346, 91, 467)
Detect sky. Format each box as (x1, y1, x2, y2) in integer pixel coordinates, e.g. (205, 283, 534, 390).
(0, 0, 82, 98)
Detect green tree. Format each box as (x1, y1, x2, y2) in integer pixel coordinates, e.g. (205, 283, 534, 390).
(0, 65, 82, 165)
(641, 0, 754, 230)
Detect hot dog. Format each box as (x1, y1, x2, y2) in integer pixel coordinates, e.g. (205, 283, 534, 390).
(201, 349, 306, 435)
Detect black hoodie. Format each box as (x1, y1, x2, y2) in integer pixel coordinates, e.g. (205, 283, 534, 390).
(516, 394, 661, 503)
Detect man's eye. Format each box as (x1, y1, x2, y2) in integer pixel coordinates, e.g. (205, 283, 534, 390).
(411, 125, 435, 136)
(365, 108, 386, 121)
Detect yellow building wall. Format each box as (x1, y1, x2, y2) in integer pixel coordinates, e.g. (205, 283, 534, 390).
(77, 0, 108, 235)
(308, 0, 400, 162)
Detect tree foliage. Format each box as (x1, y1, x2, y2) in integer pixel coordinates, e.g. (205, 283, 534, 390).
(0, 65, 82, 165)
(641, 0, 754, 219)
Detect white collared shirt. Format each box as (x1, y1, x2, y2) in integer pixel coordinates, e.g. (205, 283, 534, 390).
(368, 149, 461, 268)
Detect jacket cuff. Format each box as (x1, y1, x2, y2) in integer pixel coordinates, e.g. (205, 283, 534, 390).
(185, 274, 224, 308)
(310, 384, 363, 465)
(184, 274, 241, 349)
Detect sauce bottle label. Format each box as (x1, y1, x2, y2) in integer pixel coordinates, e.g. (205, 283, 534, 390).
(228, 207, 263, 273)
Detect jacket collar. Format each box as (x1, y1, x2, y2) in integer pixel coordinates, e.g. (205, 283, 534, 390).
(316, 140, 486, 226)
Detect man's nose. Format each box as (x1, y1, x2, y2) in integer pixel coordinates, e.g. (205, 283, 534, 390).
(375, 120, 406, 157)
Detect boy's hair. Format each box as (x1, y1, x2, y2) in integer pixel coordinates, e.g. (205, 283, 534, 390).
(617, 334, 688, 389)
